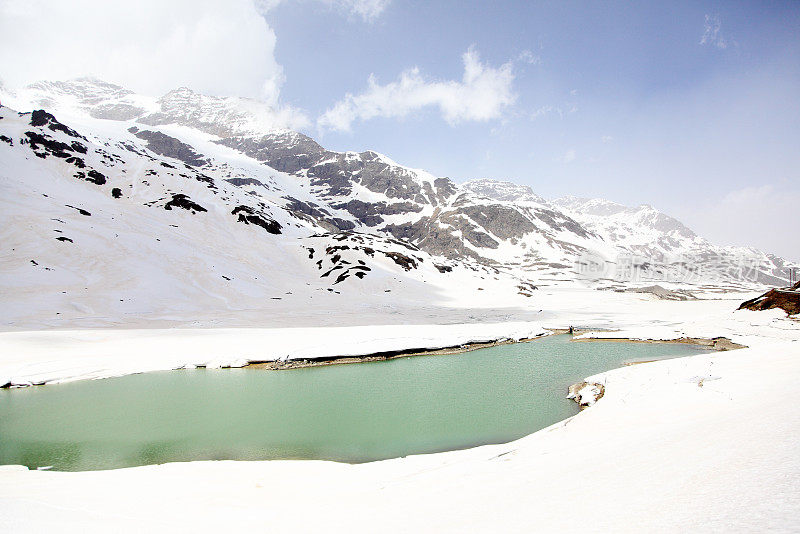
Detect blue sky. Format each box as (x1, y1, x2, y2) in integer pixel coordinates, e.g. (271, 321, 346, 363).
(266, 0, 800, 258)
(1, 0, 798, 259)
(267, 1, 798, 187)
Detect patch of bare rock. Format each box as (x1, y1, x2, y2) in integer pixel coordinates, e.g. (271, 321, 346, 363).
(739, 281, 800, 315)
(567, 381, 606, 408)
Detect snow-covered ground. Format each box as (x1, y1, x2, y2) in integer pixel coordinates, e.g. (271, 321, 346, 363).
(1, 288, 798, 532)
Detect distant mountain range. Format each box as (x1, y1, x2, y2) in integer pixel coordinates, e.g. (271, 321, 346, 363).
(0, 78, 794, 327)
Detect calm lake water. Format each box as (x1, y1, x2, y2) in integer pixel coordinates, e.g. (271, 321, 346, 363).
(0, 335, 708, 471)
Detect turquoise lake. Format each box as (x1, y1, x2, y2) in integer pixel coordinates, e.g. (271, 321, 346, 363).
(0, 335, 708, 471)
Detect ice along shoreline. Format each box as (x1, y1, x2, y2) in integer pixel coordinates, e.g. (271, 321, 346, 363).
(0, 321, 744, 388)
(247, 329, 745, 371)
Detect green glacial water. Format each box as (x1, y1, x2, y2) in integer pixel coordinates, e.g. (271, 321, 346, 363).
(0, 335, 708, 471)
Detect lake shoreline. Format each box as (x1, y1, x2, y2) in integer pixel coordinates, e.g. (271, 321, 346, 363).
(246, 334, 549, 370)
(0, 322, 746, 388)
(245, 329, 744, 372)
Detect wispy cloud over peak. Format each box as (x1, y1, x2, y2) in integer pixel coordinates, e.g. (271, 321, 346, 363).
(337, 0, 391, 21)
(531, 106, 560, 120)
(256, 0, 390, 22)
(700, 14, 728, 49)
(517, 49, 541, 65)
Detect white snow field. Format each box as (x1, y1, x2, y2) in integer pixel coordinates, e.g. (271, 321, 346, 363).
(1, 290, 798, 532)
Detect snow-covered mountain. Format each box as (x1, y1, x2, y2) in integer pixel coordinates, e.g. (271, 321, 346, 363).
(0, 78, 795, 329)
(550, 197, 792, 287)
(0, 105, 519, 329)
(20, 78, 300, 135)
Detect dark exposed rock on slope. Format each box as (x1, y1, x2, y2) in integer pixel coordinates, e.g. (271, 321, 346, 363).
(739, 281, 800, 315)
(284, 197, 355, 231)
(128, 127, 207, 167)
(232, 205, 282, 234)
(30, 109, 86, 138)
(217, 132, 326, 174)
(217, 133, 453, 207)
(18, 111, 112, 186)
(164, 194, 206, 213)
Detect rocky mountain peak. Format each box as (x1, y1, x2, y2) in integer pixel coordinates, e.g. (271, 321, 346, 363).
(631, 208, 696, 239)
(554, 197, 697, 240)
(18, 78, 149, 121)
(552, 196, 634, 216)
(462, 179, 546, 204)
(139, 87, 290, 138)
(10, 78, 294, 139)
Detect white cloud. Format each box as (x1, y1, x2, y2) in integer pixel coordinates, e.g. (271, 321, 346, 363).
(517, 50, 541, 65)
(700, 14, 728, 49)
(601, 135, 613, 143)
(256, 0, 390, 22)
(562, 149, 577, 163)
(318, 47, 517, 132)
(722, 184, 775, 205)
(530, 103, 578, 120)
(0, 0, 284, 101)
(0, 0, 389, 130)
(531, 106, 558, 120)
(333, 0, 391, 21)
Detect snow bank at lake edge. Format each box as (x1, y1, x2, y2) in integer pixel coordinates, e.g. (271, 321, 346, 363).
(0, 321, 548, 387)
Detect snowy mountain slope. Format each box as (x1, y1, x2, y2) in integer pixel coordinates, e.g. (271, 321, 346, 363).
(0, 105, 528, 329)
(551, 196, 792, 287)
(1, 77, 795, 296)
(221, 122, 791, 286)
(9, 80, 597, 269)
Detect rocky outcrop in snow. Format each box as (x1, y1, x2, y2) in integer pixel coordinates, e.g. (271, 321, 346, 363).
(567, 381, 606, 407)
(128, 127, 208, 167)
(738, 281, 800, 315)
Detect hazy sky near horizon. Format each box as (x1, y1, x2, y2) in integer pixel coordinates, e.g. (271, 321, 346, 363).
(0, 0, 798, 260)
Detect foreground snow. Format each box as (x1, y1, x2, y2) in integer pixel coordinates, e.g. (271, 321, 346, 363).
(1, 289, 798, 532)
